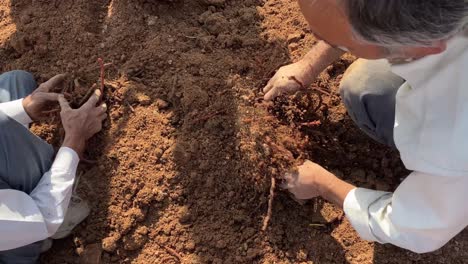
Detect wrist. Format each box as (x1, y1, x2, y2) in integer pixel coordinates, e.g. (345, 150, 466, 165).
(21, 95, 34, 121)
(62, 134, 86, 158)
(294, 59, 317, 86)
(318, 171, 355, 208)
(316, 170, 339, 196)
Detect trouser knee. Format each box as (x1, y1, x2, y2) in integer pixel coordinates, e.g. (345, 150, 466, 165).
(0, 70, 37, 103)
(338, 59, 403, 146)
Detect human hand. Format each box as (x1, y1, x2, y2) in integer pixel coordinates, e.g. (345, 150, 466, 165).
(59, 89, 107, 156)
(22, 74, 66, 121)
(263, 60, 318, 101)
(282, 160, 337, 200)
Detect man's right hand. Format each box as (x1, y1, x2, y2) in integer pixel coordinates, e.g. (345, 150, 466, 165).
(58, 89, 107, 157)
(263, 60, 316, 101)
(263, 41, 345, 101)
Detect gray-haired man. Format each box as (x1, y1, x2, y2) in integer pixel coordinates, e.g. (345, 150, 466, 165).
(0, 71, 107, 263)
(264, 0, 468, 253)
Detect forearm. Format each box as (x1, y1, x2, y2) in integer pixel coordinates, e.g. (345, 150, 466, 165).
(318, 171, 355, 208)
(300, 40, 345, 78)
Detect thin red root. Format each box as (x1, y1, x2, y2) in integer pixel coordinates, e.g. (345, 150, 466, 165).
(262, 176, 276, 231)
(288, 76, 306, 90)
(300, 120, 321, 127)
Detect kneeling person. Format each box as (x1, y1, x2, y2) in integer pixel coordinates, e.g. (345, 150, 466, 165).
(0, 71, 107, 263)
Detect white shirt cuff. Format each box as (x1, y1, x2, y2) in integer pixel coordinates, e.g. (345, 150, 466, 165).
(343, 188, 390, 242)
(52, 147, 80, 174)
(0, 99, 33, 125)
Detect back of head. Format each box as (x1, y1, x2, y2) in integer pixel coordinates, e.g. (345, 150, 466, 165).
(344, 0, 468, 46)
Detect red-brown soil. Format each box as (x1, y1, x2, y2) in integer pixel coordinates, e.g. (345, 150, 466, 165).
(0, 0, 467, 263)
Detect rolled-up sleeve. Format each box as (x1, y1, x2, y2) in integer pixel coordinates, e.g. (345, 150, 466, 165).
(0, 99, 32, 126)
(0, 147, 79, 251)
(344, 172, 468, 253)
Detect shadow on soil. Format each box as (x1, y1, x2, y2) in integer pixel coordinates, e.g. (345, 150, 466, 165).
(2, 0, 467, 263)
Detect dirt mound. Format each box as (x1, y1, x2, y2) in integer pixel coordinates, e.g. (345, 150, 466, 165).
(0, 0, 467, 263)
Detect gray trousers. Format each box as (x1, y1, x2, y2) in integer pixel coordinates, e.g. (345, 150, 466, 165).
(0, 71, 54, 264)
(340, 59, 405, 147)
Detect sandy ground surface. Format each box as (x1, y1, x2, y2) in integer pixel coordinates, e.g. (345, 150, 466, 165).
(0, 0, 467, 263)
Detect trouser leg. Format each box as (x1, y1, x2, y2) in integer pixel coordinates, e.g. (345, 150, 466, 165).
(0, 241, 43, 264)
(339, 59, 405, 147)
(0, 111, 54, 193)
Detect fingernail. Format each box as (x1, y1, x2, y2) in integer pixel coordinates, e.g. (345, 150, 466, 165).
(95, 89, 101, 96)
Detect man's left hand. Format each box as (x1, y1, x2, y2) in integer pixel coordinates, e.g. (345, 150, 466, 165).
(283, 160, 356, 208)
(22, 74, 67, 121)
(283, 160, 338, 200)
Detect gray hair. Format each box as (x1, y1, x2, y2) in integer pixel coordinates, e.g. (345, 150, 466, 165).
(343, 0, 468, 46)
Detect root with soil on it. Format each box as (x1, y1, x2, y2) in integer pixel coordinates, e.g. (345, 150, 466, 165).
(157, 243, 183, 263)
(262, 176, 276, 231)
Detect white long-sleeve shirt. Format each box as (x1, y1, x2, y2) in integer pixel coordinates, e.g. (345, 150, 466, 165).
(0, 99, 79, 251)
(344, 32, 468, 253)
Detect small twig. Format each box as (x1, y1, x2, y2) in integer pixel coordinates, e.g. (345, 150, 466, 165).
(78, 85, 98, 106)
(42, 108, 60, 115)
(158, 244, 182, 263)
(126, 101, 135, 113)
(161, 257, 178, 263)
(312, 86, 332, 96)
(98, 62, 114, 69)
(184, 35, 199, 39)
(309, 223, 326, 227)
(300, 120, 321, 127)
(262, 176, 276, 231)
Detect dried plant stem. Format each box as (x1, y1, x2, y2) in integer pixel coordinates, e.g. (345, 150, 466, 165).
(262, 176, 276, 231)
(158, 244, 182, 263)
(78, 84, 98, 106)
